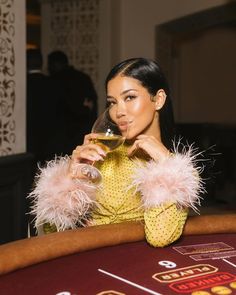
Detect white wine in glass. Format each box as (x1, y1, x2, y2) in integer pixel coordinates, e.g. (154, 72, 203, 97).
(91, 107, 127, 153)
(92, 134, 125, 153)
(73, 108, 128, 184)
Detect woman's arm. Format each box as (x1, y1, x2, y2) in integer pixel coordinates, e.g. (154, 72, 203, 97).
(29, 132, 108, 233)
(130, 140, 204, 247)
(144, 203, 188, 247)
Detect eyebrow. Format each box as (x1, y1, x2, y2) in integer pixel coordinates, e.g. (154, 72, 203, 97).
(107, 89, 138, 99)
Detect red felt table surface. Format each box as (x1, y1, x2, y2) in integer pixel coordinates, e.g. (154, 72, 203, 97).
(0, 234, 236, 295)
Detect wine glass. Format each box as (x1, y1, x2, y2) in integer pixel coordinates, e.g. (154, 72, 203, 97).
(71, 107, 128, 184)
(91, 108, 127, 153)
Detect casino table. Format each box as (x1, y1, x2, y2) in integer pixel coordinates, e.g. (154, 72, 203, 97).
(0, 233, 236, 295)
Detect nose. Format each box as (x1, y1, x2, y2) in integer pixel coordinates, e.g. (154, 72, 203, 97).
(115, 101, 126, 118)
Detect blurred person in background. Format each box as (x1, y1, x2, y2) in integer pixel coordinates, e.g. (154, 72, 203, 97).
(26, 49, 66, 168)
(47, 50, 98, 154)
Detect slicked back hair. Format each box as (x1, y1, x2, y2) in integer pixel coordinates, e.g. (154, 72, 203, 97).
(105, 58, 175, 149)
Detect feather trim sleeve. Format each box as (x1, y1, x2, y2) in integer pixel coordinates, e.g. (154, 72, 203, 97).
(131, 146, 205, 212)
(28, 156, 98, 231)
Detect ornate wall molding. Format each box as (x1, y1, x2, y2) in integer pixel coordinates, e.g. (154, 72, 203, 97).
(0, 0, 16, 155)
(42, 0, 99, 87)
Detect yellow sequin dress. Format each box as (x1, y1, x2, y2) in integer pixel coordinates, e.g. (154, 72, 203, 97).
(91, 143, 188, 247)
(43, 143, 188, 247)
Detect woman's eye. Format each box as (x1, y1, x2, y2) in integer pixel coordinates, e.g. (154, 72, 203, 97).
(107, 100, 116, 106)
(126, 95, 136, 101)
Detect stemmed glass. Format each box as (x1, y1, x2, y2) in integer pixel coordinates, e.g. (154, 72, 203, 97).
(71, 107, 128, 184)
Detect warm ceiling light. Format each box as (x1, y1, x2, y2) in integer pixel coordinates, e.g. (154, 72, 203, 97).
(27, 14, 40, 25)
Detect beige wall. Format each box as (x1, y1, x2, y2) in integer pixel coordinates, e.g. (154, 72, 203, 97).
(0, 0, 26, 156)
(178, 26, 236, 124)
(15, 1, 26, 153)
(98, 0, 229, 112)
(114, 0, 227, 61)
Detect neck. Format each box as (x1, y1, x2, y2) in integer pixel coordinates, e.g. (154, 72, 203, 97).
(142, 112, 161, 140)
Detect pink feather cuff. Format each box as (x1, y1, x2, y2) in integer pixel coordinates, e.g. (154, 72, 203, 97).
(131, 146, 205, 212)
(28, 156, 98, 231)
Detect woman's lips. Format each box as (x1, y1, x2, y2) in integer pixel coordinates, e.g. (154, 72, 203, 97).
(118, 121, 132, 132)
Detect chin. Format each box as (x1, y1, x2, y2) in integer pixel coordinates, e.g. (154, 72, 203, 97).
(125, 132, 138, 141)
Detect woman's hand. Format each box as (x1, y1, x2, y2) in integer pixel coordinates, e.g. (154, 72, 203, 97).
(72, 133, 106, 163)
(69, 133, 106, 178)
(127, 135, 170, 162)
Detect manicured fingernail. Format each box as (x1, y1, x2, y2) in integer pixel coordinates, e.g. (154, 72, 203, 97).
(94, 155, 103, 161)
(99, 149, 106, 156)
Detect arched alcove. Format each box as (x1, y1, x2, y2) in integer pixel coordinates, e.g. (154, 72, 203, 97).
(156, 3, 236, 123)
(156, 3, 236, 206)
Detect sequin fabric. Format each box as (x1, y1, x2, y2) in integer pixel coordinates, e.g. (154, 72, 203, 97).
(92, 143, 188, 247)
(43, 143, 188, 247)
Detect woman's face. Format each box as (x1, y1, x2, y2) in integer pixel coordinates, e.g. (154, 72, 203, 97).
(107, 75, 160, 140)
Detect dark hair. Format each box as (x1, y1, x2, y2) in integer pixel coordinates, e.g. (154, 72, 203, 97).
(105, 57, 175, 149)
(47, 50, 69, 75)
(48, 50, 69, 65)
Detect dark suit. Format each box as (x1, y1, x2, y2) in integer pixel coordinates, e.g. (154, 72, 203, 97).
(49, 66, 98, 153)
(26, 71, 67, 165)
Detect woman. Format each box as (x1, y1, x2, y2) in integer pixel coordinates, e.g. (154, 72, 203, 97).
(30, 58, 203, 247)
